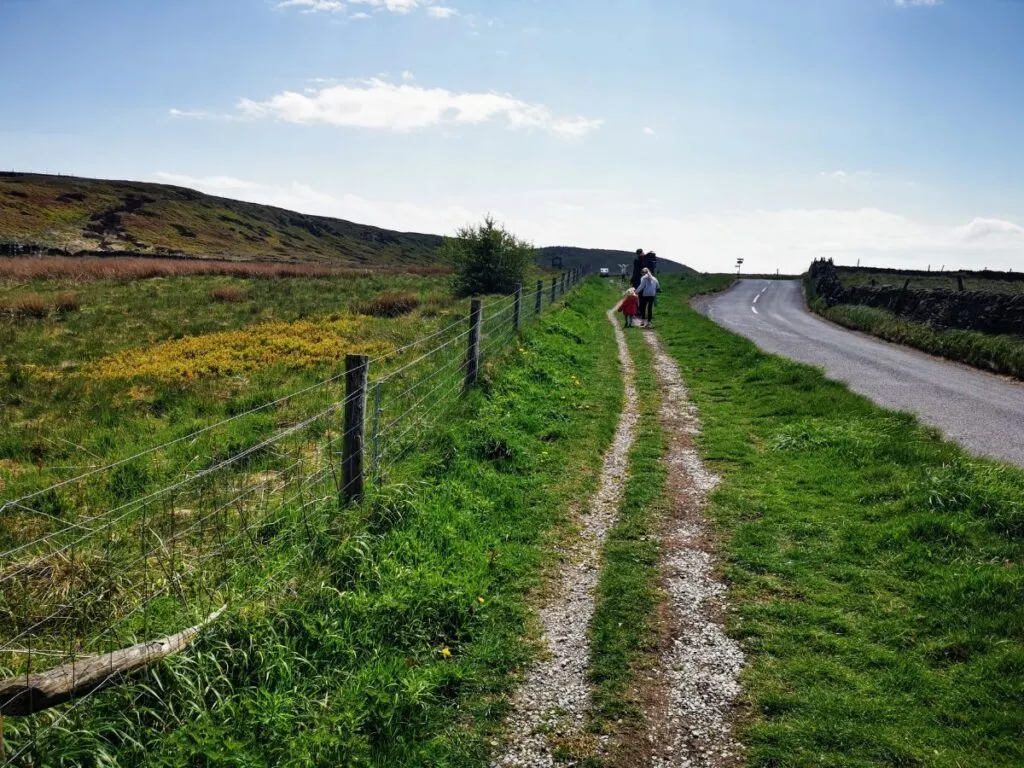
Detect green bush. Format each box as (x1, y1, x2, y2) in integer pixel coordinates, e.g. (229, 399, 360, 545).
(443, 216, 535, 297)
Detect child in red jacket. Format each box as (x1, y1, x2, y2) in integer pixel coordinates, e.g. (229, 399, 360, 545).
(619, 288, 639, 327)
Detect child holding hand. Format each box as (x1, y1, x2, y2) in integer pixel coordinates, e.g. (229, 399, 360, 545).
(619, 288, 639, 327)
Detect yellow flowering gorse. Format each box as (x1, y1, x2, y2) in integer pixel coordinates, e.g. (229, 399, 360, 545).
(87, 317, 391, 383)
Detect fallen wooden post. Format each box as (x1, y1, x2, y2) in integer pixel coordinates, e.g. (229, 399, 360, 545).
(0, 605, 225, 717)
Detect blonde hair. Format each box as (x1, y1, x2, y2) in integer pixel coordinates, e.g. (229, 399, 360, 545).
(641, 267, 652, 277)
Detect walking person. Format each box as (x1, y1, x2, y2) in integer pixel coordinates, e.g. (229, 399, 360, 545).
(644, 250, 658, 275)
(637, 267, 659, 328)
(618, 287, 639, 327)
(630, 248, 645, 289)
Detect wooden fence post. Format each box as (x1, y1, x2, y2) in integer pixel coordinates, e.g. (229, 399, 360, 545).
(513, 284, 522, 331)
(535, 279, 543, 314)
(550, 277, 557, 305)
(560, 272, 566, 296)
(343, 354, 368, 503)
(465, 299, 482, 389)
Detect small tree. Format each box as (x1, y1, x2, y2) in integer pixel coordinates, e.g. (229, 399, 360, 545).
(443, 215, 535, 297)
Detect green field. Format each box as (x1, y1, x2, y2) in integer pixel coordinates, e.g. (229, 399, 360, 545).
(0, 278, 622, 765)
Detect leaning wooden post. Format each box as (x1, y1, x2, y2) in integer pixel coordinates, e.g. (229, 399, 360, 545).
(343, 354, 368, 504)
(535, 279, 543, 314)
(513, 284, 522, 331)
(550, 277, 557, 304)
(560, 272, 566, 296)
(465, 299, 482, 389)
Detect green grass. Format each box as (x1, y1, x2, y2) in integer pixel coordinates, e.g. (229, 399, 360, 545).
(820, 303, 1024, 380)
(588, 329, 667, 733)
(654, 274, 1024, 767)
(4, 279, 625, 766)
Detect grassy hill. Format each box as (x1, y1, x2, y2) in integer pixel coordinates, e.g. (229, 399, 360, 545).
(0, 172, 444, 266)
(537, 246, 696, 276)
(1, 173, 699, 274)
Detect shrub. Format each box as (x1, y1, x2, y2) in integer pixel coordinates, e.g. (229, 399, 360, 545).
(54, 291, 80, 313)
(211, 285, 244, 303)
(353, 290, 420, 318)
(442, 215, 535, 297)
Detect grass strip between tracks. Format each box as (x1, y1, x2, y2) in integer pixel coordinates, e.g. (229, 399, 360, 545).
(5, 279, 624, 767)
(657, 274, 1024, 768)
(584, 325, 666, 759)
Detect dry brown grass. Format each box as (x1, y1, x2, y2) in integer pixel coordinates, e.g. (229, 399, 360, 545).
(54, 291, 80, 313)
(1, 292, 51, 319)
(210, 285, 245, 303)
(353, 290, 421, 318)
(0, 290, 81, 319)
(0, 255, 451, 284)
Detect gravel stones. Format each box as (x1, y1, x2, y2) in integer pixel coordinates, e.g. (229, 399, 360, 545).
(491, 308, 638, 768)
(643, 330, 744, 768)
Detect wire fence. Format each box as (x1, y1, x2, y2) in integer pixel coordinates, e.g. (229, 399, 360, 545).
(0, 267, 588, 764)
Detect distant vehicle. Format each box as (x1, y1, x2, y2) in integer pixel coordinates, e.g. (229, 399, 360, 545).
(599, 267, 610, 277)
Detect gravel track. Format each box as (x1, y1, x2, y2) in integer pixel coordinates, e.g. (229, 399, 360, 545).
(491, 307, 638, 768)
(642, 331, 744, 768)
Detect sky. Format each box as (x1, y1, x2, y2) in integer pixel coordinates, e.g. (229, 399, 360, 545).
(2, 0, 1024, 273)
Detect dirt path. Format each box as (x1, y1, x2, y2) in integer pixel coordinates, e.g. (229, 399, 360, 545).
(641, 330, 744, 768)
(492, 307, 638, 768)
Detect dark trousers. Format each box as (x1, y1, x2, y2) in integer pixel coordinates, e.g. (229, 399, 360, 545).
(638, 295, 654, 322)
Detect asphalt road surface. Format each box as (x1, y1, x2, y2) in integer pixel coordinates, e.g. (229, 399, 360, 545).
(696, 279, 1024, 468)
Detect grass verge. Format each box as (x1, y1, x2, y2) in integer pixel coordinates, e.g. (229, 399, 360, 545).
(656, 275, 1024, 767)
(587, 327, 667, 747)
(4, 280, 624, 767)
(818, 303, 1024, 380)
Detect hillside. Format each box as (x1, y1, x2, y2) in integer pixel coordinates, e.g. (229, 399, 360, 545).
(0, 172, 444, 266)
(537, 246, 696, 276)
(1, 173, 699, 274)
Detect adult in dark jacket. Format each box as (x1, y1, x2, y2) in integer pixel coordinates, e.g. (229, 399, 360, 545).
(645, 251, 658, 274)
(630, 248, 645, 289)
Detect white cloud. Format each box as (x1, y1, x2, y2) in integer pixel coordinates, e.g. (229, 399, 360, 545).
(401, 70, 415, 81)
(426, 6, 458, 18)
(820, 170, 882, 183)
(894, 0, 942, 6)
(955, 218, 1024, 242)
(233, 78, 602, 137)
(278, 0, 345, 12)
(150, 172, 477, 234)
(351, 11, 371, 19)
(147, 173, 1024, 274)
(278, 0, 421, 14)
(643, 127, 656, 136)
(352, 0, 419, 14)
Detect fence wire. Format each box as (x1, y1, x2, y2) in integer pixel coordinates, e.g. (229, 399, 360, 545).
(0, 268, 588, 764)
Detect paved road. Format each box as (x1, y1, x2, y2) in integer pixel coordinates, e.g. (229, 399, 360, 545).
(695, 279, 1024, 468)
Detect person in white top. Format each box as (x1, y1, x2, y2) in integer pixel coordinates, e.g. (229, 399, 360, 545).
(637, 268, 660, 328)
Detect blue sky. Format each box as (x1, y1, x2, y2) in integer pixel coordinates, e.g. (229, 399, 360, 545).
(2, 0, 1023, 273)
